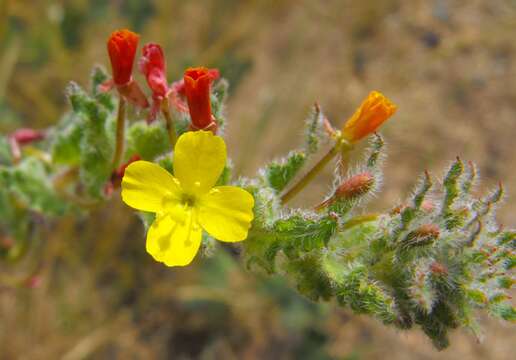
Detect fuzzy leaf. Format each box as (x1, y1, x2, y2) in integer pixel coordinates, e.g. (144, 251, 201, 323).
(265, 151, 306, 193)
(274, 215, 337, 255)
(1, 158, 69, 216)
(126, 121, 170, 161)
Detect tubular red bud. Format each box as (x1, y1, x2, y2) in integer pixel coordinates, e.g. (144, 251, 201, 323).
(139, 43, 169, 98)
(184, 67, 218, 131)
(139, 43, 170, 121)
(106, 30, 149, 108)
(11, 128, 45, 145)
(107, 29, 139, 86)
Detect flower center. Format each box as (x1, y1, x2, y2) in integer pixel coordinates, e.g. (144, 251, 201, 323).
(181, 193, 196, 208)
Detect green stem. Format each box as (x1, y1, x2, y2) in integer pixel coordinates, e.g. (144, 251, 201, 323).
(281, 143, 349, 204)
(161, 98, 177, 149)
(112, 97, 126, 168)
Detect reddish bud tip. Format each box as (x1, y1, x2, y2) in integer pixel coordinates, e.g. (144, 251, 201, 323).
(116, 154, 142, 179)
(430, 261, 448, 276)
(405, 224, 440, 247)
(316, 172, 374, 210)
(107, 29, 139, 86)
(184, 67, 219, 131)
(335, 172, 375, 199)
(421, 200, 435, 212)
(25, 275, 42, 289)
(109, 154, 142, 190)
(0, 236, 14, 250)
(11, 128, 45, 145)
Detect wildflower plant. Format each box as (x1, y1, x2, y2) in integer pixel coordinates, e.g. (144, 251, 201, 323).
(0, 29, 514, 350)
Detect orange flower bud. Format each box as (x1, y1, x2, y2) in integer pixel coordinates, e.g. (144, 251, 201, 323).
(107, 29, 139, 86)
(184, 67, 218, 131)
(342, 91, 397, 142)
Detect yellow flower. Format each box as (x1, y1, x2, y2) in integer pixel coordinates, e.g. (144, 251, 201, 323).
(342, 91, 397, 142)
(121, 131, 254, 267)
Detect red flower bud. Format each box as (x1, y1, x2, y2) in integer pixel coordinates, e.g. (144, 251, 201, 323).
(107, 29, 139, 86)
(106, 30, 149, 108)
(184, 67, 219, 131)
(139, 43, 169, 98)
(11, 128, 45, 145)
(139, 43, 170, 122)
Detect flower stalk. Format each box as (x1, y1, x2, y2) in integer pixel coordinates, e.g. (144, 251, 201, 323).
(161, 97, 177, 148)
(281, 138, 351, 204)
(112, 97, 126, 168)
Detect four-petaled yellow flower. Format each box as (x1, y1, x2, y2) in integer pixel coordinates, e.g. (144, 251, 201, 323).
(121, 131, 254, 267)
(342, 91, 397, 142)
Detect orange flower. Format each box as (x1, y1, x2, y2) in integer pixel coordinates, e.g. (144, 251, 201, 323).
(184, 67, 219, 131)
(342, 91, 397, 142)
(107, 29, 139, 86)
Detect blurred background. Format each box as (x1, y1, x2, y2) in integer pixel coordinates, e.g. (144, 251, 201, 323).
(1, 0, 515, 358)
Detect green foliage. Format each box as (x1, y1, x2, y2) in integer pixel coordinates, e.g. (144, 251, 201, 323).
(51, 113, 83, 165)
(265, 151, 306, 193)
(0, 157, 69, 216)
(67, 82, 115, 198)
(126, 121, 170, 161)
(304, 104, 328, 155)
(0, 135, 13, 165)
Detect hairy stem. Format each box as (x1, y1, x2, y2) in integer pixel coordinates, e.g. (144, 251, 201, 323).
(161, 98, 177, 149)
(112, 97, 126, 168)
(281, 143, 350, 204)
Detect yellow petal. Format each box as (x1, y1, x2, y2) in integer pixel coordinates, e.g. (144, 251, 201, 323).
(146, 209, 202, 267)
(121, 160, 181, 212)
(173, 131, 226, 195)
(198, 186, 254, 242)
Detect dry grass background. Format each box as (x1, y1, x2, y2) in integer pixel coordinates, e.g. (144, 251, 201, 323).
(0, 0, 515, 359)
